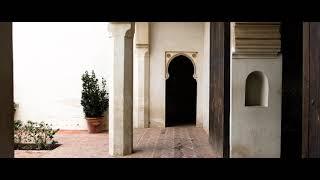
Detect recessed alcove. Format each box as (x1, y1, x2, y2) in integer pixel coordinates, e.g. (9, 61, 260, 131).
(245, 71, 269, 107)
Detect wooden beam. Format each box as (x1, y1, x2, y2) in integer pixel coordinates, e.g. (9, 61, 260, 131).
(302, 22, 310, 158)
(209, 22, 230, 158)
(308, 22, 320, 158)
(0, 22, 14, 158)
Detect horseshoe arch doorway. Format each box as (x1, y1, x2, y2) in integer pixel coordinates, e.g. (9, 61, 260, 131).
(165, 55, 197, 127)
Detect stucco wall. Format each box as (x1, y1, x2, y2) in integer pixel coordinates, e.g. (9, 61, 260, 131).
(149, 22, 205, 127)
(231, 57, 282, 157)
(13, 22, 112, 130)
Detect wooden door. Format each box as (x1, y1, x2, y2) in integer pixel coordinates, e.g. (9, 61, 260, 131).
(306, 22, 320, 157)
(303, 22, 320, 158)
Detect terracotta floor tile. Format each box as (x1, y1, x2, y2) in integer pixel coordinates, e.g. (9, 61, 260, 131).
(14, 126, 218, 158)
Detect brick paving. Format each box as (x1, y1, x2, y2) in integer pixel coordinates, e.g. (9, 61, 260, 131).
(14, 126, 218, 158)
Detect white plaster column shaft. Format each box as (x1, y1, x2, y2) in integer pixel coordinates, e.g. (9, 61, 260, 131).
(108, 22, 135, 156)
(134, 46, 150, 128)
(133, 22, 150, 128)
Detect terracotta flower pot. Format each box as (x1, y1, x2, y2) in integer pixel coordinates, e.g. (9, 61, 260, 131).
(86, 117, 104, 133)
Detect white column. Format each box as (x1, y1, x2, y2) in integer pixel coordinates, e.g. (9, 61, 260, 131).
(133, 22, 150, 128)
(0, 22, 14, 158)
(108, 22, 135, 156)
(134, 46, 149, 128)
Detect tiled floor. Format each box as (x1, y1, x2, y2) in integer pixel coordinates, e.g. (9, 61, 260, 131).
(15, 126, 218, 158)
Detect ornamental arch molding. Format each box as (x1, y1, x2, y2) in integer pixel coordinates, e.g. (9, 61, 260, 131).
(165, 51, 198, 80)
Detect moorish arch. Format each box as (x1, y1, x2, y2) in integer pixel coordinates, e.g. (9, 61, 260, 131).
(165, 54, 197, 127)
(165, 51, 198, 80)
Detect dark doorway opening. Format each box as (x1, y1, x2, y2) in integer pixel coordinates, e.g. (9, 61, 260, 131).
(165, 55, 197, 127)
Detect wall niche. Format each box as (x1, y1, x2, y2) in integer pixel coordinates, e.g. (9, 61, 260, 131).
(245, 71, 269, 107)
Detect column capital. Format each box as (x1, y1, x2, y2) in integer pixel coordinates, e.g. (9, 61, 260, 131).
(135, 46, 149, 63)
(108, 22, 135, 38)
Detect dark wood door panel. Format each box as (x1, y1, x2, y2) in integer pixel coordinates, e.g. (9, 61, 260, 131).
(309, 22, 320, 158)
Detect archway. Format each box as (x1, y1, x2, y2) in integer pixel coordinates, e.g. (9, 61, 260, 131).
(165, 55, 197, 127)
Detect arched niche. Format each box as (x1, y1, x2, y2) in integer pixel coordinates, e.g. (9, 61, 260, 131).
(245, 71, 269, 107)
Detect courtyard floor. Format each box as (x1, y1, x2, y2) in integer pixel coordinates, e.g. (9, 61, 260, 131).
(14, 126, 218, 158)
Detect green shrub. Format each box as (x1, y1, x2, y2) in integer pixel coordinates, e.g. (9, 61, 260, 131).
(14, 120, 23, 144)
(14, 120, 59, 150)
(81, 70, 109, 117)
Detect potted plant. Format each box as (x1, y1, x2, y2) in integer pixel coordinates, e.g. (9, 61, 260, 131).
(81, 70, 109, 133)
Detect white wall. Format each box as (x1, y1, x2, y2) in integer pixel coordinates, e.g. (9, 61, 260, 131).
(231, 57, 282, 157)
(13, 22, 112, 130)
(149, 22, 206, 127)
